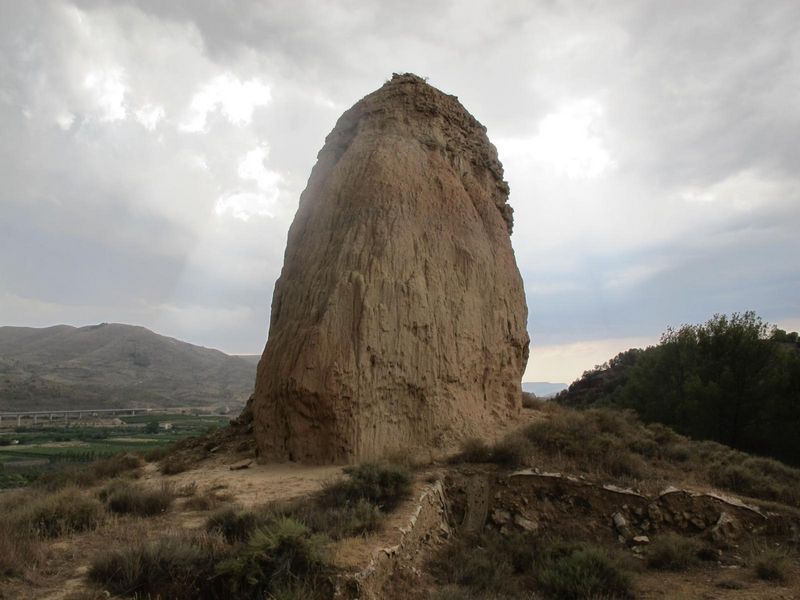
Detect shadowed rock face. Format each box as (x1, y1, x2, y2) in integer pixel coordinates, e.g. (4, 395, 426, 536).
(252, 73, 529, 464)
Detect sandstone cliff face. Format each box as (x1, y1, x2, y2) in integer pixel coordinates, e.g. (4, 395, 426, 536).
(252, 74, 529, 463)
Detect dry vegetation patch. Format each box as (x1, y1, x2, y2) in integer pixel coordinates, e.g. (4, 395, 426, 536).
(0, 517, 44, 578)
(645, 533, 704, 571)
(750, 544, 792, 583)
(457, 404, 800, 505)
(79, 461, 411, 599)
(88, 532, 230, 600)
(215, 517, 329, 599)
(203, 462, 410, 543)
(206, 506, 260, 543)
(429, 529, 634, 600)
(37, 452, 143, 490)
(10, 487, 105, 538)
(100, 479, 176, 516)
(708, 454, 800, 506)
(183, 488, 231, 512)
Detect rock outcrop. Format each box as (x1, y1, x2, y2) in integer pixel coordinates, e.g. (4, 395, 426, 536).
(252, 73, 529, 463)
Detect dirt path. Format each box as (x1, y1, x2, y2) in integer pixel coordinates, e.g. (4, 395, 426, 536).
(140, 460, 344, 507)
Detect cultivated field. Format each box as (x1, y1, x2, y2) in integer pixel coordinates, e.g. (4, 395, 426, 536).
(0, 413, 230, 488)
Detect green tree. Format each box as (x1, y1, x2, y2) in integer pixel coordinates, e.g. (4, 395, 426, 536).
(564, 312, 800, 465)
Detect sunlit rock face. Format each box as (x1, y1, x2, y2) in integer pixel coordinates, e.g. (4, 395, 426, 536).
(252, 74, 529, 464)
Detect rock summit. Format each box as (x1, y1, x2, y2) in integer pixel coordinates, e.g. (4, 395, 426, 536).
(252, 73, 529, 463)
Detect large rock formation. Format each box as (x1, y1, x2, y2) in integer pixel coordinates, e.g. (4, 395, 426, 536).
(252, 74, 529, 463)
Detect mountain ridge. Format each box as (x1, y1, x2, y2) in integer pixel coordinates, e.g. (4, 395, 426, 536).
(0, 323, 256, 411)
(522, 381, 567, 397)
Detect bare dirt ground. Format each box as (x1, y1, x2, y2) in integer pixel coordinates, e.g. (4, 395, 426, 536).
(635, 568, 800, 600)
(140, 459, 344, 508)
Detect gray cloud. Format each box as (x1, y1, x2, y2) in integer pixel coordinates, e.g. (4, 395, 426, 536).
(1, 0, 798, 380)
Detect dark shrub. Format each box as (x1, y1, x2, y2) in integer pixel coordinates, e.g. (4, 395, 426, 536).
(430, 530, 632, 599)
(38, 452, 143, 490)
(646, 533, 701, 571)
(537, 545, 633, 599)
(206, 507, 259, 543)
(89, 534, 228, 600)
(489, 435, 532, 467)
(753, 547, 790, 582)
(301, 498, 383, 539)
(215, 517, 328, 598)
(458, 438, 493, 463)
(428, 531, 515, 593)
(457, 436, 531, 467)
(320, 462, 411, 511)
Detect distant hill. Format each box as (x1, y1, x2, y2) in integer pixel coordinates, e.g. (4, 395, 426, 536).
(522, 381, 567, 397)
(0, 324, 257, 411)
(234, 355, 261, 366)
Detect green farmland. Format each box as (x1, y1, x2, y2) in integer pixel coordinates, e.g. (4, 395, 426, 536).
(0, 413, 230, 488)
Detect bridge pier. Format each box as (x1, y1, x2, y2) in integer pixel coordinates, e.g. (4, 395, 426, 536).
(17, 415, 21, 426)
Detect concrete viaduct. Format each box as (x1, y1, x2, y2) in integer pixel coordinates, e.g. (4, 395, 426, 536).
(0, 407, 202, 427)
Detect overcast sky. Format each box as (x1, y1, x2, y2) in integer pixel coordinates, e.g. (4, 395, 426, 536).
(1, 1, 799, 383)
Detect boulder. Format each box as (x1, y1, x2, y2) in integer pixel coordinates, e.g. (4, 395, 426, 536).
(252, 74, 529, 463)
(711, 512, 741, 543)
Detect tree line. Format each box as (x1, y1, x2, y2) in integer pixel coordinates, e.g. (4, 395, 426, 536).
(557, 312, 800, 465)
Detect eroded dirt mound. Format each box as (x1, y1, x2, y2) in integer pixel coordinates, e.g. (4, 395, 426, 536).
(447, 468, 793, 546)
(252, 73, 529, 463)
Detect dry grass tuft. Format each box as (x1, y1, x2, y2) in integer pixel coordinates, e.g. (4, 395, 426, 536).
(646, 533, 702, 571)
(455, 435, 533, 467)
(456, 438, 494, 463)
(37, 452, 143, 490)
(206, 507, 260, 543)
(183, 489, 231, 512)
(160, 455, 192, 475)
(101, 479, 175, 516)
(0, 518, 44, 577)
(751, 545, 791, 583)
(88, 532, 229, 600)
(7, 487, 105, 538)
